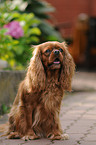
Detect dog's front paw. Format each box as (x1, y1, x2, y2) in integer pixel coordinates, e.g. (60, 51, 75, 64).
(7, 132, 21, 139)
(22, 134, 40, 141)
(47, 133, 69, 140)
(61, 133, 69, 140)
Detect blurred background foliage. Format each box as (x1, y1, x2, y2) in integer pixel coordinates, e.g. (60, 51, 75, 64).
(0, 0, 63, 70)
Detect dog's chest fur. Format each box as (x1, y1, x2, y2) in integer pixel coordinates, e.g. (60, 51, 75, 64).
(41, 80, 63, 111)
(32, 80, 63, 132)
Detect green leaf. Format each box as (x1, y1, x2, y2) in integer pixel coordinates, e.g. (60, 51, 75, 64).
(47, 35, 58, 41)
(0, 28, 8, 35)
(12, 40, 19, 45)
(39, 21, 64, 41)
(11, 12, 20, 18)
(2, 104, 8, 114)
(33, 6, 55, 14)
(13, 45, 25, 55)
(3, 13, 13, 22)
(28, 18, 41, 25)
(28, 27, 41, 36)
(30, 36, 40, 43)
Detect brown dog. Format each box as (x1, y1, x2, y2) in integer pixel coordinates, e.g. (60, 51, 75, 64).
(0, 41, 75, 140)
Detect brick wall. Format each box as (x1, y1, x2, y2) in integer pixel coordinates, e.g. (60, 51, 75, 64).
(47, 0, 96, 38)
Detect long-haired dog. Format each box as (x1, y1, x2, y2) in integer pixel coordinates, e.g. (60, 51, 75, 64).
(0, 41, 75, 140)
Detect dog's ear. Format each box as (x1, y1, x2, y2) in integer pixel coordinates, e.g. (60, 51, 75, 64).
(60, 42, 75, 92)
(26, 45, 46, 92)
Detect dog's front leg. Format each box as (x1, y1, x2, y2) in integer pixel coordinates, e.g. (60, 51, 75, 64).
(46, 112, 69, 140)
(21, 105, 40, 140)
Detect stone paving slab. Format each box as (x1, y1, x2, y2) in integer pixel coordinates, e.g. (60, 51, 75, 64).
(24, 139, 51, 145)
(52, 140, 77, 145)
(80, 142, 96, 145)
(72, 71, 96, 91)
(84, 134, 96, 142)
(0, 137, 25, 145)
(0, 91, 96, 145)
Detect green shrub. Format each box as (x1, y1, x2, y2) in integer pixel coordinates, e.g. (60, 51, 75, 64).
(20, 0, 64, 42)
(0, 3, 41, 69)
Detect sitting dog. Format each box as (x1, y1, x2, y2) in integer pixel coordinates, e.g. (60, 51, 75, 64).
(0, 41, 75, 140)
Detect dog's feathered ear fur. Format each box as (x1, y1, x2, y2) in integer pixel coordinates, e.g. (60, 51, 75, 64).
(26, 45, 46, 92)
(60, 42, 75, 92)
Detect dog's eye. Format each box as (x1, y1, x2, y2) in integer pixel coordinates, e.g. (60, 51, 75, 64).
(59, 48, 63, 52)
(45, 49, 51, 53)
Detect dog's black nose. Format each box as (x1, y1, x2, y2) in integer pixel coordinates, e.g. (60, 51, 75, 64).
(54, 50, 60, 55)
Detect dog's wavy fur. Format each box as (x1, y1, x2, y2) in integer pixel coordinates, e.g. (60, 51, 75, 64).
(0, 41, 75, 140)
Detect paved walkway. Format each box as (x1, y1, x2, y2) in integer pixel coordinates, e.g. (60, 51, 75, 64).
(72, 71, 96, 91)
(0, 91, 96, 145)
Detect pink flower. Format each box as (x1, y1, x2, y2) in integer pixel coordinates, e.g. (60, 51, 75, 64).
(4, 21, 24, 39)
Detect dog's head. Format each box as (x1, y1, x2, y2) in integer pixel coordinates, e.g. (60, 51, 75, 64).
(41, 42, 64, 70)
(27, 41, 75, 92)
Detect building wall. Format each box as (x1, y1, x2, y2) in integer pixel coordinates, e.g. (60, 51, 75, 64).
(91, 0, 96, 16)
(47, 0, 96, 38)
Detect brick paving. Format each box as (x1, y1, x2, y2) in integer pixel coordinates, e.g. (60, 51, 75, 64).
(0, 91, 96, 145)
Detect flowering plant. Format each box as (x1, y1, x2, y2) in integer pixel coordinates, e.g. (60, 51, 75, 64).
(4, 21, 24, 39)
(0, 10, 41, 69)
